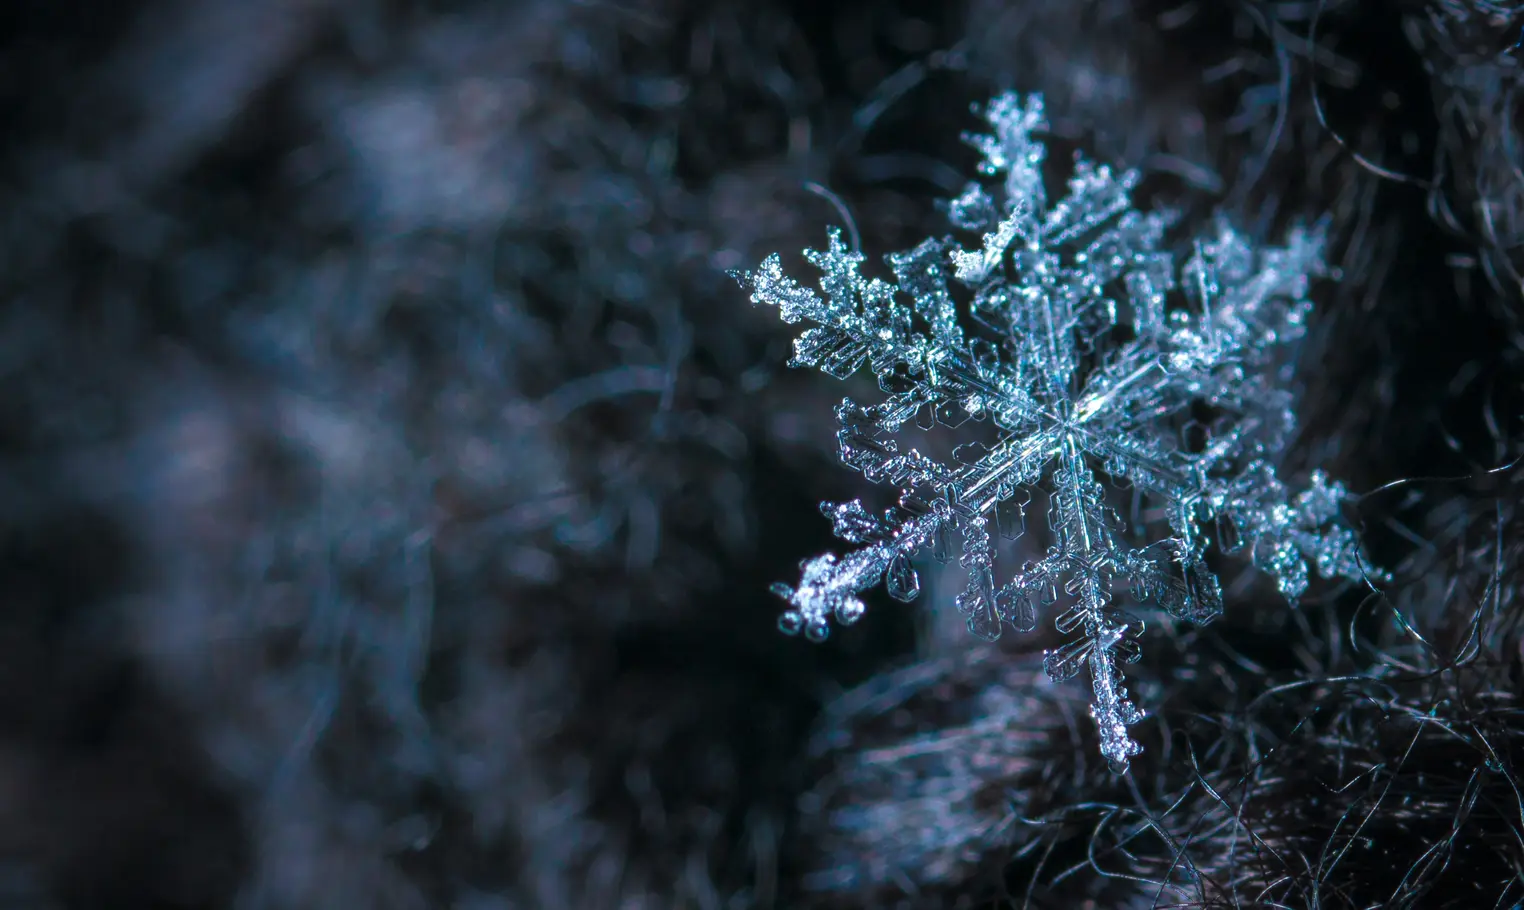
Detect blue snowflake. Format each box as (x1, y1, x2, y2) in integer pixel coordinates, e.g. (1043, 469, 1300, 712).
(736, 94, 1379, 771)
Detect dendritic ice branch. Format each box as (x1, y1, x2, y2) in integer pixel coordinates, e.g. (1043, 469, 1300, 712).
(734, 93, 1383, 772)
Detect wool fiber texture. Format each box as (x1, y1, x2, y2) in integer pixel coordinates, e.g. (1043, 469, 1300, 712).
(1, 1, 1522, 907)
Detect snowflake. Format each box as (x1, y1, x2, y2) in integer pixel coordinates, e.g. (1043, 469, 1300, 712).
(734, 94, 1382, 772)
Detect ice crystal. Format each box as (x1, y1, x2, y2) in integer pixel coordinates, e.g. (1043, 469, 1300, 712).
(735, 93, 1378, 772)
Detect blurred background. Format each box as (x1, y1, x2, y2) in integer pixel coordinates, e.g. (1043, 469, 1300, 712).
(2, 1, 1524, 907)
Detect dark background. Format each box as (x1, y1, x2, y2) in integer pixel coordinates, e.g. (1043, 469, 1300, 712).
(1, 1, 1522, 907)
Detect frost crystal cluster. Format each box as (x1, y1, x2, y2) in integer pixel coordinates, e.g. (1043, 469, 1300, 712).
(735, 93, 1375, 772)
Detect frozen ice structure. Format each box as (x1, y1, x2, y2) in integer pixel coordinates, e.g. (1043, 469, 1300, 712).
(735, 94, 1376, 771)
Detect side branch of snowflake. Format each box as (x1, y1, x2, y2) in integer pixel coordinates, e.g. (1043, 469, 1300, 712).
(735, 93, 1382, 771)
